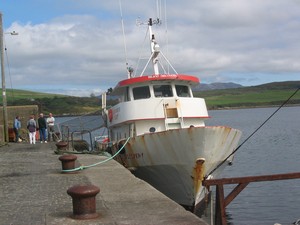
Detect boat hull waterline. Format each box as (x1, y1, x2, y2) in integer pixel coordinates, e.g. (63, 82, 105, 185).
(112, 126, 242, 208)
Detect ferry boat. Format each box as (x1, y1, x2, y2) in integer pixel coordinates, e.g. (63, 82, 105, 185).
(101, 18, 242, 212)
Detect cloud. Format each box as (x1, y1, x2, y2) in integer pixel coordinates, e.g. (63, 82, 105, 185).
(6, 15, 122, 95)
(3, 0, 300, 96)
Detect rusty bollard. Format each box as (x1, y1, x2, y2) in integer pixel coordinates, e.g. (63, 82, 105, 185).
(59, 154, 77, 172)
(67, 184, 100, 219)
(56, 141, 68, 151)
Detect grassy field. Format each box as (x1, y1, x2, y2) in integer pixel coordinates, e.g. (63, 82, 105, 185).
(3, 89, 66, 101)
(0, 89, 100, 115)
(194, 82, 300, 109)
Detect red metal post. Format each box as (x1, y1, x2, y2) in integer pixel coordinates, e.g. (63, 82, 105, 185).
(203, 172, 300, 225)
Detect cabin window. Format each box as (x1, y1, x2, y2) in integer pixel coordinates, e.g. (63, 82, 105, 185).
(124, 87, 130, 101)
(153, 85, 173, 97)
(110, 87, 129, 103)
(175, 85, 190, 97)
(132, 86, 151, 100)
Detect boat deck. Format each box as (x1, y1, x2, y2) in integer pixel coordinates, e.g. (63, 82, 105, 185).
(0, 142, 208, 225)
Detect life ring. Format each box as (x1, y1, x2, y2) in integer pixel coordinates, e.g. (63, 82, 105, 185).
(102, 137, 109, 143)
(108, 109, 113, 122)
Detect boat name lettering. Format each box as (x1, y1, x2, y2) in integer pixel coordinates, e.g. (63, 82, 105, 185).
(126, 153, 144, 159)
(148, 74, 177, 79)
(113, 107, 120, 120)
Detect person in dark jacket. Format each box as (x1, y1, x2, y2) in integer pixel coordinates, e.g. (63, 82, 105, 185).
(38, 113, 47, 143)
(13, 116, 21, 142)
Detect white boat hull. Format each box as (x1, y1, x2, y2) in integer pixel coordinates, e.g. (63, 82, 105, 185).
(114, 125, 242, 208)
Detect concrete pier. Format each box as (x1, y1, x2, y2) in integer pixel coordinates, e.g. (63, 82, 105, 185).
(0, 142, 207, 225)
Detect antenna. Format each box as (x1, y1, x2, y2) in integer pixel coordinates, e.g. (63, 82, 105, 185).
(135, 0, 176, 76)
(156, 0, 162, 21)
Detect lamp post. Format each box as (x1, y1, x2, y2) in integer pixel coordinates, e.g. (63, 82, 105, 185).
(0, 12, 18, 142)
(0, 12, 8, 142)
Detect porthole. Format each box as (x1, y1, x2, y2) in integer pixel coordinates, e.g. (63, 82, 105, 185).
(149, 127, 156, 132)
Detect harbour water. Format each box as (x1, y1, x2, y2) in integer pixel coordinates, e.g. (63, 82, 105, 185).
(206, 106, 300, 225)
(56, 106, 299, 224)
(55, 114, 106, 150)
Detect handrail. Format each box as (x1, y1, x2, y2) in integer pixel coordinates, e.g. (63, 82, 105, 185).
(71, 130, 93, 151)
(61, 137, 131, 173)
(202, 172, 300, 225)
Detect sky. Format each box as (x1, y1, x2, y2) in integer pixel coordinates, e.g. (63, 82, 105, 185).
(1, 0, 300, 97)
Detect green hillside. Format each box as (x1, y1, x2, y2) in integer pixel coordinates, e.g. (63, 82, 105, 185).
(3, 89, 66, 100)
(1, 89, 101, 115)
(194, 81, 300, 109)
(1, 81, 299, 115)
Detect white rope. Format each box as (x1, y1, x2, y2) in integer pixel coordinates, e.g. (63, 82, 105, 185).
(163, 0, 170, 74)
(119, 0, 129, 77)
(156, 0, 162, 20)
(135, 26, 149, 77)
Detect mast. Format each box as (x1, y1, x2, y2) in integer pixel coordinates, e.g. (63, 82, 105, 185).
(148, 18, 160, 75)
(139, 16, 178, 77)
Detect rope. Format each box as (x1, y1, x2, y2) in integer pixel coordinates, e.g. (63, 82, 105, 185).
(163, 0, 169, 74)
(4, 45, 15, 103)
(205, 87, 300, 179)
(61, 137, 131, 172)
(119, 0, 129, 77)
(135, 26, 149, 77)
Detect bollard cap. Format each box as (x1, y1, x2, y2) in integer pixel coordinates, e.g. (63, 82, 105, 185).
(59, 154, 77, 161)
(67, 184, 100, 198)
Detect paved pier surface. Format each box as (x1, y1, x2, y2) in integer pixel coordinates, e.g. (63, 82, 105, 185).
(0, 142, 208, 225)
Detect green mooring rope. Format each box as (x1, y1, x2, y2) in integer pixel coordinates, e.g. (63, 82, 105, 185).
(61, 137, 131, 173)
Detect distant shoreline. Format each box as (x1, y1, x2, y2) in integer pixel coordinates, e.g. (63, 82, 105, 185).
(207, 103, 300, 111)
(52, 104, 300, 117)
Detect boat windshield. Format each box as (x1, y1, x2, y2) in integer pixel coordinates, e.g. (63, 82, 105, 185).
(132, 86, 151, 100)
(175, 85, 190, 97)
(153, 85, 173, 97)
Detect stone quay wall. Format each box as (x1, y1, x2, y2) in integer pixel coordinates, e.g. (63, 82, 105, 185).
(0, 105, 38, 143)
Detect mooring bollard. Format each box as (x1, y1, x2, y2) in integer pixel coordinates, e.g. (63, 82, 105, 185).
(67, 184, 100, 220)
(58, 154, 77, 172)
(56, 141, 68, 151)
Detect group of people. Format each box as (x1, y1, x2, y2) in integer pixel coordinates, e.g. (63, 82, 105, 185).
(13, 113, 55, 145)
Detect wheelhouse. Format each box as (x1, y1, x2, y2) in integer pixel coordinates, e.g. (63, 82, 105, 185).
(106, 74, 209, 142)
(112, 82, 193, 103)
